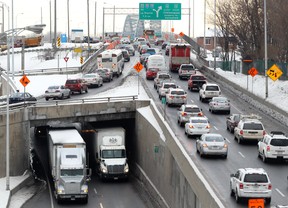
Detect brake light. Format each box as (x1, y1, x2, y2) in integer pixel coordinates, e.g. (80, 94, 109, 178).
(181, 96, 186, 99)
(169, 96, 174, 99)
(55, 90, 60, 92)
(77, 84, 81, 88)
(202, 144, 208, 148)
(266, 146, 270, 152)
(198, 112, 203, 116)
(189, 125, 194, 129)
(224, 144, 228, 148)
(239, 183, 243, 189)
(240, 130, 243, 135)
(263, 130, 266, 135)
(206, 125, 210, 129)
(268, 184, 272, 190)
(181, 112, 187, 116)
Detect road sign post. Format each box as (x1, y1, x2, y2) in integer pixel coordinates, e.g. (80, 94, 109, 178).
(139, 3, 181, 20)
(133, 62, 144, 95)
(64, 57, 69, 79)
(19, 75, 30, 106)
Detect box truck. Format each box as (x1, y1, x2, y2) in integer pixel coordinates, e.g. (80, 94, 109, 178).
(169, 43, 191, 72)
(94, 127, 129, 180)
(48, 128, 91, 203)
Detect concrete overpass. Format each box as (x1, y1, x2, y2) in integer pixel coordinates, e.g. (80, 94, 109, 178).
(0, 96, 224, 208)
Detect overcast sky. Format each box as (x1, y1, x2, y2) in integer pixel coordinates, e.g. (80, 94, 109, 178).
(0, 0, 214, 38)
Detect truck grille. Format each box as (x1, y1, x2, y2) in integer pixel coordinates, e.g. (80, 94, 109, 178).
(65, 182, 80, 194)
(108, 165, 124, 174)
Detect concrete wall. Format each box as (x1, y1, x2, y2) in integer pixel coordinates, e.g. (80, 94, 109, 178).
(133, 102, 224, 208)
(0, 108, 30, 177)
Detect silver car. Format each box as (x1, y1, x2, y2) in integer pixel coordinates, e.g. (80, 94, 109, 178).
(95, 68, 113, 82)
(196, 133, 228, 158)
(184, 116, 210, 137)
(82, 73, 103, 88)
(209, 96, 230, 114)
(158, 82, 178, 99)
(177, 104, 204, 127)
(44, 85, 71, 101)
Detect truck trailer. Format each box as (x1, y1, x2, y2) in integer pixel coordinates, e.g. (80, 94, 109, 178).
(94, 127, 129, 180)
(48, 128, 91, 203)
(169, 43, 191, 72)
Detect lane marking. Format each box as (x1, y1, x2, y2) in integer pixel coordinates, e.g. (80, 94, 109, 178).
(94, 188, 97, 195)
(213, 126, 219, 131)
(225, 138, 231, 143)
(238, 152, 245, 158)
(100, 203, 104, 208)
(190, 99, 194, 103)
(275, 188, 286, 197)
(230, 102, 242, 114)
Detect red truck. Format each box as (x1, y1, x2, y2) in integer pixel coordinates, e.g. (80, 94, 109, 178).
(169, 43, 191, 72)
(187, 74, 207, 91)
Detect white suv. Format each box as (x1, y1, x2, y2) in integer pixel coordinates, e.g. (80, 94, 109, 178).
(258, 131, 288, 163)
(199, 83, 221, 102)
(158, 82, 177, 100)
(234, 118, 266, 144)
(230, 168, 272, 204)
(165, 88, 187, 107)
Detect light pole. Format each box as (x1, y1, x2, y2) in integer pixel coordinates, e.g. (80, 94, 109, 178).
(94, 1, 97, 37)
(264, 0, 268, 98)
(188, 0, 190, 37)
(67, 0, 70, 42)
(213, 0, 216, 70)
(15, 12, 23, 29)
(87, 0, 90, 58)
(203, 0, 206, 57)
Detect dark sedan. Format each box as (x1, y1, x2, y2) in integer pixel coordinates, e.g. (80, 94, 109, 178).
(9, 92, 37, 104)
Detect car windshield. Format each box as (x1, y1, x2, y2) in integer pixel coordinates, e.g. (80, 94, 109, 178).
(205, 136, 224, 142)
(270, 139, 288, 146)
(83, 74, 96, 78)
(10, 92, 25, 98)
(61, 169, 83, 177)
(213, 97, 228, 102)
(149, 68, 158, 72)
(171, 90, 184, 95)
(159, 74, 170, 79)
(206, 86, 219, 91)
(182, 65, 195, 70)
(48, 86, 60, 89)
(102, 58, 113, 62)
(102, 150, 126, 158)
(244, 174, 268, 183)
(66, 80, 78, 84)
(185, 107, 201, 113)
(243, 123, 263, 130)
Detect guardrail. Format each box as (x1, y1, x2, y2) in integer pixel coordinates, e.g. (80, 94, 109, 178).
(0, 95, 138, 114)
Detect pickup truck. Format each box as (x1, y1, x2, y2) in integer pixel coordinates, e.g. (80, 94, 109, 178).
(187, 74, 207, 91)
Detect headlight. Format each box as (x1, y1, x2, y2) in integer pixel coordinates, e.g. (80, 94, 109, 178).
(81, 185, 88, 193)
(57, 186, 65, 194)
(124, 163, 129, 173)
(101, 164, 108, 173)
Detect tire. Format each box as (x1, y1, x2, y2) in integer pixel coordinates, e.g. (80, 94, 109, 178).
(227, 110, 230, 114)
(85, 88, 88, 93)
(60, 93, 64, 100)
(45, 97, 49, 101)
(235, 190, 241, 203)
(237, 137, 242, 144)
(79, 88, 83, 94)
(262, 152, 267, 163)
(68, 92, 71, 98)
(199, 149, 204, 157)
(223, 154, 227, 159)
(230, 184, 234, 196)
(265, 197, 271, 204)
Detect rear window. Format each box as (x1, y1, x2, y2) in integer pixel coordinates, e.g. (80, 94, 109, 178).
(270, 139, 288, 146)
(243, 123, 264, 130)
(164, 84, 176, 89)
(205, 136, 224, 142)
(191, 119, 208, 124)
(192, 76, 206, 80)
(206, 86, 219, 91)
(185, 107, 200, 113)
(181, 65, 195, 70)
(171, 91, 185, 95)
(66, 80, 79, 84)
(244, 174, 268, 183)
(102, 58, 112, 62)
(159, 74, 170, 79)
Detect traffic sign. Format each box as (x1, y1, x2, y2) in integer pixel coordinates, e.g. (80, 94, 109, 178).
(248, 198, 264, 208)
(267, 64, 283, 81)
(248, 67, 258, 77)
(139, 3, 181, 20)
(179, 32, 185, 37)
(20, 75, 30, 87)
(64, 57, 69, 62)
(133, 62, 143, 72)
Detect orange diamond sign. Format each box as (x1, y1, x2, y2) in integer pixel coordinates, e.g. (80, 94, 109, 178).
(20, 75, 30, 87)
(248, 67, 258, 77)
(133, 62, 143, 73)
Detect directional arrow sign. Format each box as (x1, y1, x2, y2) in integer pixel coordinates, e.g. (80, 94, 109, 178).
(139, 3, 181, 20)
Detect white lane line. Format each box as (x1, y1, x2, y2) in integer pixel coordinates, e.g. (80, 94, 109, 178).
(214, 126, 219, 131)
(190, 99, 194, 103)
(225, 138, 231, 143)
(275, 188, 286, 197)
(238, 152, 245, 158)
(94, 188, 98, 195)
(230, 103, 242, 114)
(100, 203, 104, 208)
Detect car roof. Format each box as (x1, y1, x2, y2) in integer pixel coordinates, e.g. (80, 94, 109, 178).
(189, 116, 208, 120)
(182, 104, 199, 108)
(239, 168, 267, 174)
(205, 83, 219, 86)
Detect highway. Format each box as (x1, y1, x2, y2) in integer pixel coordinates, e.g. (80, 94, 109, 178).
(23, 48, 288, 207)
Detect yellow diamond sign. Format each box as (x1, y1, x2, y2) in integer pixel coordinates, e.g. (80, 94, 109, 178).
(266, 64, 283, 81)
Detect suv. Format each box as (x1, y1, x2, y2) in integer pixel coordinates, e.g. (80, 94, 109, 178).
(177, 104, 204, 126)
(153, 72, 172, 90)
(158, 82, 178, 100)
(65, 78, 88, 94)
(230, 168, 272, 204)
(121, 49, 130, 62)
(165, 88, 187, 107)
(178, 64, 196, 80)
(258, 131, 288, 162)
(234, 118, 266, 144)
(199, 83, 221, 102)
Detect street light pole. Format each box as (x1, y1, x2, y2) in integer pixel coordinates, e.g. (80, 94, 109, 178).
(102, 6, 105, 42)
(53, 0, 57, 49)
(213, 0, 216, 70)
(264, 0, 268, 98)
(67, 0, 70, 42)
(203, 0, 206, 57)
(188, 0, 190, 37)
(113, 5, 115, 34)
(94, 1, 97, 37)
(87, 0, 90, 58)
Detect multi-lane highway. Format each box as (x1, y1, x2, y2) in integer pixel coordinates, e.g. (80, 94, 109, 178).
(24, 47, 288, 207)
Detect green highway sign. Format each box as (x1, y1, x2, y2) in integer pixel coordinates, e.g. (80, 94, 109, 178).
(139, 3, 181, 20)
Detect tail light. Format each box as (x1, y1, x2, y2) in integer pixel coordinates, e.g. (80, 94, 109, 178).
(169, 96, 174, 99)
(224, 144, 228, 148)
(112, 63, 116, 68)
(55, 90, 60, 92)
(263, 130, 266, 135)
(239, 183, 243, 189)
(189, 125, 194, 129)
(202, 143, 208, 148)
(240, 130, 243, 135)
(77, 84, 81, 88)
(268, 184, 272, 190)
(266, 146, 270, 152)
(181, 112, 187, 116)
(206, 125, 210, 129)
(198, 112, 203, 116)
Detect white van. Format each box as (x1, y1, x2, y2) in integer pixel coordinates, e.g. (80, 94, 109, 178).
(146, 55, 166, 71)
(97, 49, 124, 77)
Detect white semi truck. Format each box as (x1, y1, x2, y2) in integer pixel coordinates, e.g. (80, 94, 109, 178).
(94, 127, 129, 180)
(48, 128, 91, 203)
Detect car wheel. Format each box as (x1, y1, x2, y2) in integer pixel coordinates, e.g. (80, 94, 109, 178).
(235, 190, 241, 203)
(265, 198, 271, 205)
(227, 110, 230, 114)
(258, 150, 261, 158)
(45, 97, 49, 101)
(199, 96, 202, 101)
(68, 92, 71, 98)
(237, 137, 242, 144)
(262, 152, 267, 163)
(79, 89, 82, 94)
(226, 125, 229, 131)
(223, 154, 227, 159)
(200, 149, 204, 157)
(196, 146, 199, 153)
(85, 88, 88, 93)
(60, 93, 64, 100)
